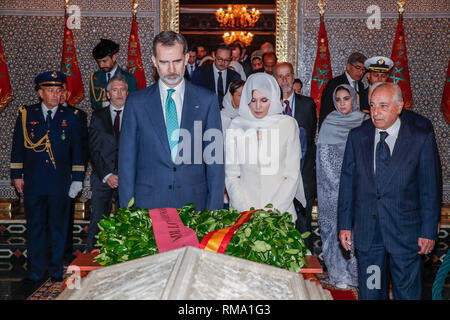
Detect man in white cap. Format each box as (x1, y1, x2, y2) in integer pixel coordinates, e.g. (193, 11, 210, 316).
(360, 56, 394, 112)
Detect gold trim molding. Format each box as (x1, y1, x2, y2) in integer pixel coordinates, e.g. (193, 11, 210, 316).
(275, 0, 298, 71)
(159, 0, 179, 32)
(159, 0, 298, 70)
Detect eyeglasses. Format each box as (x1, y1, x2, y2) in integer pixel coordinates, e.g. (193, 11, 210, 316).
(216, 57, 232, 63)
(350, 63, 366, 72)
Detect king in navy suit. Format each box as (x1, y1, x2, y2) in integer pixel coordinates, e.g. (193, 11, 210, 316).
(10, 71, 85, 285)
(337, 82, 440, 300)
(119, 31, 224, 211)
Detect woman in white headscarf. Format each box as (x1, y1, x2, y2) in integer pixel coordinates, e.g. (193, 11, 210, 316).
(225, 73, 306, 222)
(316, 83, 369, 289)
(221, 79, 245, 131)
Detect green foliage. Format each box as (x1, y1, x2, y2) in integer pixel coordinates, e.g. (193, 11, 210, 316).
(94, 203, 311, 272)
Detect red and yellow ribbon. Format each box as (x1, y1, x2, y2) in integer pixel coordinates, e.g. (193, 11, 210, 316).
(199, 209, 258, 253)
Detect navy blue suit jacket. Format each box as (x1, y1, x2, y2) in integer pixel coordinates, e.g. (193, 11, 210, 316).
(118, 80, 225, 211)
(337, 119, 440, 254)
(191, 64, 241, 107)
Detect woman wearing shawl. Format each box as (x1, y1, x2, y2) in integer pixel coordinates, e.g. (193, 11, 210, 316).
(225, 73, 306, 222)
(221, 79, 245, 131)
(316, 84, 369, 289)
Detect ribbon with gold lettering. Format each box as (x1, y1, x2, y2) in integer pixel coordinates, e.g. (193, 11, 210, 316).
(199, 209, 257, 253)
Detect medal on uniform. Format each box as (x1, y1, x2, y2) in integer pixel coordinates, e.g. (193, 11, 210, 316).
(61, 131, 66, 141)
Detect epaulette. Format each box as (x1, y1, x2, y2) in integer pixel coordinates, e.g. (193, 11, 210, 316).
(74, 109, 79, 115)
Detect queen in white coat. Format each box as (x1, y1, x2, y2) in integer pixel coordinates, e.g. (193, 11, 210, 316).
(225, 73, 306, 222)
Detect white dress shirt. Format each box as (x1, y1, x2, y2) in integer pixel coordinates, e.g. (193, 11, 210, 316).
(345, 71, 359, 92)
(186, 62, 196, 77)
(373, 117, 401, 173)
(109, 104, 124, 130)
(158, 79, 185, 127)
(212, 64, 227, 95)
(282, 91, 296, 117)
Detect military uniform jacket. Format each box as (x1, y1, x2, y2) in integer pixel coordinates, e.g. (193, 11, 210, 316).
(10, 103, 85, 196)
(89, 66, 138, 110)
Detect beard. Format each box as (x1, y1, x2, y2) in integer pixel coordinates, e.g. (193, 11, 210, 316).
(159, 72, 183, 86)
(281, 84, 293, 94)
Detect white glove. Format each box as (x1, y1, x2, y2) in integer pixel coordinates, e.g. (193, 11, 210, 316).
(68, 181, 83, 199)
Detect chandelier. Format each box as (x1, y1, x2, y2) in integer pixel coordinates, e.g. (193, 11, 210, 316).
(222, 31, 254, 46)
(215, 5, 261, 28)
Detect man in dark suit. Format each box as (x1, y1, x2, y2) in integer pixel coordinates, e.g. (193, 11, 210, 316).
(11, 71, 85, 290)
(192, 43, 241, 108)
(89, 39, 138, 110)
(319, 52, 367, 129)
(274, 62, 317, 251)
(184, 46, 199, 81)
(338, 82, 440, 300)
(119, 31, 224, 211)
(231, 41, 252, 77)
(87, 73, 129, 252)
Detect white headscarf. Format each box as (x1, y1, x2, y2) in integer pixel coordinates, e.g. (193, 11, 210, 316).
(234, 73, 285, 130)
(229, 61, 247, 80)
(221, 87, 240, 120)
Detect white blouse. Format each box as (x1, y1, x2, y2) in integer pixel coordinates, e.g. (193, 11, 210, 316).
(225, 116, 302, 222)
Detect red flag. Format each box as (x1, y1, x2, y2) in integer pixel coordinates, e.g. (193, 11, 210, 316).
(0, 36, 13, 109)
(388, 16, 413, 109)
(61, 14, 84, 106)
(310, 18, 333, 118)
(127, 19, 146, 90)
(441, 60, 450, 124)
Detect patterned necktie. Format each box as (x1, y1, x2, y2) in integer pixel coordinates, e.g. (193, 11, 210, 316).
(165, 89, 179, 160)
(375, 131, 390, 186)
(284, 100, 291, 116)
(113, 109, 122, 140)
(46, 110, 52, 129)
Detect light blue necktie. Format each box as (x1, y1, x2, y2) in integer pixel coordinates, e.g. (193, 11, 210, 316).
(165, 89, 179, 160)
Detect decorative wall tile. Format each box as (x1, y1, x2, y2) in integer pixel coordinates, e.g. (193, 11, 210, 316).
(0, 0, 156, 12)
(303, 0, 449, 15)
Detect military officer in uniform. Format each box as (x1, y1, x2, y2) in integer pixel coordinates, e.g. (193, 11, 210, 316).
(10, 71, 85, 288)
(90, 38, 138, 110)
(360, 56, 394, 112)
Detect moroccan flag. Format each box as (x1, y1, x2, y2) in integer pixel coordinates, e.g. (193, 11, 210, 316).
(0, 36, 13, 109)
(388, 16, 413, 109)
(61, 13, 84, 106)
(127, 19, 146, 89)
(441, 60, 450, 124)
(310, 18, 333, 118)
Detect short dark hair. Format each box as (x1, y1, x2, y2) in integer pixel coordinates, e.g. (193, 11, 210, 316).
(215, 43, 232, 54)
(229, 79, 245, 95)
(188, 45, 197, 53)
(262, 52, 277, 63)
(293, 78, 303, 87)
(152, 31, 188, 56)
(230, 41, 243, 54)
(347, 52, 367, 65)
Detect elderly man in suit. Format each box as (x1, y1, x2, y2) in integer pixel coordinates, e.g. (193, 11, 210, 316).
(318, 52, 367, 129)
(118, 31, 224, 211)
(338, 82, 440, 300)
(274, 62, 317, 251)
(87, 73, 129, 252)
(192, 43, 240, 108)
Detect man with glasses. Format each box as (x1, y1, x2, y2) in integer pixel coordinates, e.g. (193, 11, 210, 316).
(318, 52, 367, 129)
(192, 43, 241, 108)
